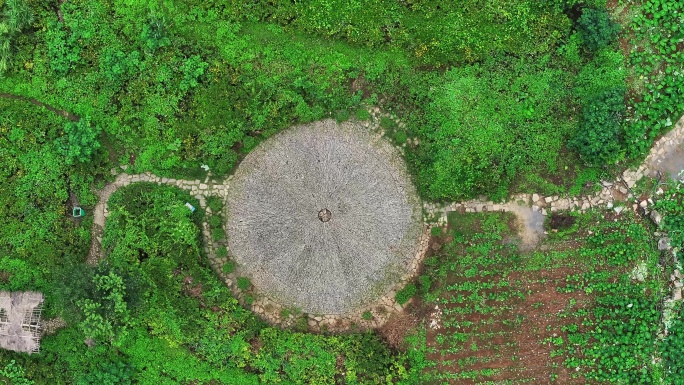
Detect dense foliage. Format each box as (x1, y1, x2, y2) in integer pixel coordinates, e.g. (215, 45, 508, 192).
(628, 0, 684, 157)
(0, 0, 682, 383)
(654, 178, 684, 262)
(2, 184, 414, 383)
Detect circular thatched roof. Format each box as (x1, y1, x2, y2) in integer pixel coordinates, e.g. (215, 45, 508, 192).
(226, 119, 422, 314)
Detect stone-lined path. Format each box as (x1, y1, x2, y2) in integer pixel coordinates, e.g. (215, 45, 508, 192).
(87, 110, 684, 332)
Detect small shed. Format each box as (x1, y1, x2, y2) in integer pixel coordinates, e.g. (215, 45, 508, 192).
(0, 291, 44, 354)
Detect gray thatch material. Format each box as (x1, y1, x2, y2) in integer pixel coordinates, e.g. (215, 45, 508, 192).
(226, 119, 422, 314)
(0, 291, 43, 354)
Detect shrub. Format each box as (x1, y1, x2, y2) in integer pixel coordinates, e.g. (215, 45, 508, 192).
(380, 117, 396, 130)
(578, 8, 620, 52)
(212, 227, 225, 242)
(395, 283, 417, 305)
(56, 118, 102, 165)
(362, 311, 373, 320)
(419, 275, 432, 294)
(355, 108, 371, 121)
(237, 277, 251, 291)
(206, 196, 224, 213)
(222, 261, 235, 274)
(431, 226, 443, 236)
(335, 109, 350, 122)
(216, 246, 228, 259)
(394, 131, 407, 145)
(569, 87, 626, 166)
(208, 215, 222, 229)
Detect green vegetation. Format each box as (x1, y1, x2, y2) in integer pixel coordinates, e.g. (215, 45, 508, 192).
(654, 178, 684, 259)
(0, 0, 682, 383)
(395, 283, 417, 305)
(418, 209, 667, 382)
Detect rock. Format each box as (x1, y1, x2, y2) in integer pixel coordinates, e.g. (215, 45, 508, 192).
(675, 270, 682, 279)
(658, 237, 671, 251)
(640, 200, 648, 208)
(533, 194, 539, 202)
(657, 188, 664, 195)
(607, 202, 613, 209)
(545, 196, 553, 203)
(120, 165, 128, 171)
(541, 208, 547, 216)
(200, 183, 208, 189)
(650, 210, 663, 226)
(674, 288, 682, 301)
(614, 206, 624, 214)
(676, 281, 683, 289)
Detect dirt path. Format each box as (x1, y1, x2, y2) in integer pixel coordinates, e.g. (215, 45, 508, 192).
(0, 93, 80, 121)
(84, 113, 684, 335)
(426, 113, 684, 249)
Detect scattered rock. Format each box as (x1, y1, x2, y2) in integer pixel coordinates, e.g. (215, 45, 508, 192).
(614, 206, 624, 214)
(658, 237, 671, 251)
(651, 210, 663, 226)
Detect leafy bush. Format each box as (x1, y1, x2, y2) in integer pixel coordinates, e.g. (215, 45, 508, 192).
(577, 8, 620, 52)
(654, 180, 684, 259)
(206, 196, 224, 213)
(211, 227, 225, 242)
(45, 18, 81, 76)
(56, 118, 102, 165)
(236, 277, 251, 291)
(661, 307, 684, 382)
(628, 0, 684, 157)
(569, 87, 626, 166)
(0, 360, 33, 385)
(362, 311, 373, 320)
(395, 283, 417, 305)
(207, 215, 222, 229)
(0, 0, 34, 73)
(216, 246, 228, 259)
(222, 260, 235, 274)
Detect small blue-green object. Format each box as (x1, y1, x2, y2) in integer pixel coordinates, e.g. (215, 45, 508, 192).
(185, 202, 196, 212)
(72, 207, 85, 217)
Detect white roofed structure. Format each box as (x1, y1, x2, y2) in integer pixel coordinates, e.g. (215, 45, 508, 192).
(0, 291, 44, 354)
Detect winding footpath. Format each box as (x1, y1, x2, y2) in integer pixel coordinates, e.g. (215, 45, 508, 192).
(87, 110, 684, 331)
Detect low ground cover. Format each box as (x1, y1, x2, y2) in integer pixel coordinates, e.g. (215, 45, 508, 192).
(416, 208, 667, 383)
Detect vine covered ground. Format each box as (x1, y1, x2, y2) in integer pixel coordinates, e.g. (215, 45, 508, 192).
(0, 0, 683, 384)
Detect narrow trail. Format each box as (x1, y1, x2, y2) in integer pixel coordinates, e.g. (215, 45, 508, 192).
(0, 93, 80, 121)
(85, 112, 684, 331)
